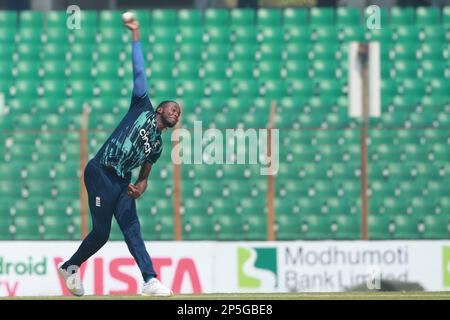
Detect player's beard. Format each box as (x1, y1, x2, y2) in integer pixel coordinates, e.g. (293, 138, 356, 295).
(161, 115, 176, 128)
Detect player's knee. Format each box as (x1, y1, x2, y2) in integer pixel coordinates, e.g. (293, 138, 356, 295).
(93, 228, 110, 245)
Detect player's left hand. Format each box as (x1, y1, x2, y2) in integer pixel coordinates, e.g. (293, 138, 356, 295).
(127, 183, 143, 199)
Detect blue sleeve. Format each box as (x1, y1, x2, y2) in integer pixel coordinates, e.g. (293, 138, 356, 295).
(132, 41, 147, 98)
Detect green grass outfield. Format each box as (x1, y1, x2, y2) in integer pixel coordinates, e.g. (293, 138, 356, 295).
(2, 292, 450, 300)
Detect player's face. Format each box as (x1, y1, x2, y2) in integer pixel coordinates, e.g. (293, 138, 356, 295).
(162, 103, 181, 128)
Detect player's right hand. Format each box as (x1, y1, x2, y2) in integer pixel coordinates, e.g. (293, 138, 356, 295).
(124, 19, 139, 31)
(127, 183, 142, 199)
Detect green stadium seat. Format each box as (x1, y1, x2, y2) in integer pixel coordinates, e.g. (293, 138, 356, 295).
(419, 26, 446, 44)
(285, 25, 311, 43)
(183, 213, 215, 240)
(257, 61, 282, 80)
(258, 26, 284, 44)
(416, 7, 440, 26)
(205, 26, 230, 45)
(215, 214, 242, 240)
(178, 27, 204, 45)
(331, 214, 360, 240)
(231, 26, 257, 44)
(16, 42, 41, 62)
(0, 217, 12, 240)
(420, 60, 449, 78)
(339, 26, 366, 42)
(175, 60, 201, 79)
(0, 43, 16, 63)
(96, 60, 120, 80)
(257, 8, 282, 27)
(13, 61, 41, 80)
(0, 10, 17, 26)
(283, 42, 309, 61)
(134, 9, 151, 29)
(242, 213, 266, 240)
(312, 26, 338, 43)
(311, 60, 336, 78)
(368, 26, 393, 43)
(419, 42, 445, 62)
(150, 80, 177, 100)
(336, 7, 360, 27)
(151, 9, 177, 27)
(283, 8, 308, 27)
(148, 61, 174, 79)
(42, 216, 72, 240)
(390, 7, 415, 26)
(203, 43, 229, 62)
(258, 43, 283, 61)
(285, 62, 310, 80)
(310, 43, 337, 60)
(178, 9, 202, 27)
(44, 26, 69, 44)
(394, 26, 419, 43)
(99, 11, 122, 28)
(101, 27, 126, 43)
(301, 214, 330, 240)
(177, 43, 202, 61)
(392, 43, 418, 61)
(20, 11, 44, 28)
(70, 28, 97, 45)
(310, 7, 334, 26)
(12, 216, 41, 240)
(369, 214, 393, 240)
(204, 9, 229, 27)
(149, 26, 177, 45)
(230, 9, 255, 27)
(178, 79, 204, 98)
(260, 80, 286, 98)
(143, 215, 174, 240)
(11, 79, 39, 99)
(422, 215, 450, 239)
(35, 11, 60, 32)
(394, 60, 418, 78)
(444, 6, 450, 26)
(42, 43, 68, 61)
(79, 10, 98, 29)
(392, 215, 421, 239)
(201, 61, 227, 79)
(230, 43, 257, 61)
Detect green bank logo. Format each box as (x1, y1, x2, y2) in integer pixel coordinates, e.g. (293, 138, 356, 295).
(443, 246, 450, 287)
(237, 247, 278, 289)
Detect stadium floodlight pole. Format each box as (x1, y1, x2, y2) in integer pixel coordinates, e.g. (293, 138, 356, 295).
(79, 103, 90, 239)
(358, 43, 369, 241)
(266, 100, 277, 241)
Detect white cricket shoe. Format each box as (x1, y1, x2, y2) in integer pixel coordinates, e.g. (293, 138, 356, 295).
(142, 278, 173, 297)
(57, 263, 85, 297)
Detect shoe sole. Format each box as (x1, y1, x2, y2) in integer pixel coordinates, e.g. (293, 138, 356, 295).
(141, 290, 174, 297)
(57, 267, 85, 297)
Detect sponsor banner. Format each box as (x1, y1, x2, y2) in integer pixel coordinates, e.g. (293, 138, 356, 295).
(0, 241, 449, 296)
(0, 241, 213, 297)
(214, 241, 450, 293)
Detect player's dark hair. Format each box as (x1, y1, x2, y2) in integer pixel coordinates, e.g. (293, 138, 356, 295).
(157, 100, 179, 110)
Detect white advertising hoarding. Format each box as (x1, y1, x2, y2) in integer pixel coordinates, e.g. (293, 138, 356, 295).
(0, 241, 449, 296)
(215, 241, 450, 293)
(0, 241, 214, 296)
